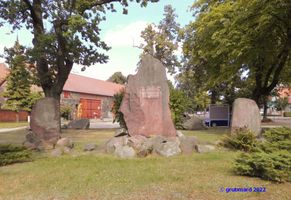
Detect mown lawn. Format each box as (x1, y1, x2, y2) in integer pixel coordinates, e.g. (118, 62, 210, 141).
(0, 129, 290, 200)
(0, 122, 28, 128)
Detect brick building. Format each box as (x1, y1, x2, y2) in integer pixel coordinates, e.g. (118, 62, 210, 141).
(61, 73, 124, 119)
(0, 63, 124, 120)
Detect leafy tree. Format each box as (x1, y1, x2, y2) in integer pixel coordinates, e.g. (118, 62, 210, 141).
(111, 89, 127, 128)
(0, 0, 158, 100)
(2, 41, 32, 114)
(140, 4, 180, 73)
(107, 71, 127, 84)
(168, 81, 190, 128)
(183, 0, 291, 106)
(0, 0, 158, 128)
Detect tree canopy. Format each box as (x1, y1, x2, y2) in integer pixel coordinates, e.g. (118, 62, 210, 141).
(0, 0, 159, 99)
(182, 0, 291, 105)
(107, 71, 127, 84)
(1, 40, 42, 112)
(140, 4, 180, 74)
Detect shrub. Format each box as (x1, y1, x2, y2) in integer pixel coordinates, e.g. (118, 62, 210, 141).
(111, 89, 127, 128)
(0, 144, 32, 166)
(259, 127, 291, 153)
(234, 127, 291, 182)
(221, 128, 258, 152)
(283, 112, 291, 117)
(60, 105, 72, 120)
(234, 151, 291, 182)
(169, 84, 190, 129)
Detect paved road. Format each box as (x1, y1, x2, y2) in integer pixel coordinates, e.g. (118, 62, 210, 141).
(262, 117, 291, 128)
(0, 126, 28, 133)
(89, 119, 120, 129)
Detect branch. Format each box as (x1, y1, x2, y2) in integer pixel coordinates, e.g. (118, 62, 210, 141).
(22, 0, 38, 23)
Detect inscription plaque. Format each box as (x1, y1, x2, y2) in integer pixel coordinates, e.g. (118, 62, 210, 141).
(140, 86, 161, 98)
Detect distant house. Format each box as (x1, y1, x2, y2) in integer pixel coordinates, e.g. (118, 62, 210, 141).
(278, 87, 291, 112)
(0, 63, 10, 107)
(0, 63, 124, 119)
(61, 73, 124, 119)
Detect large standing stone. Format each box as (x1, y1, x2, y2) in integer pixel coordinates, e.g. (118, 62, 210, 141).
(30, 97, 60, 145)
(231, 98, 261, 135)
(120, 55, 176, 137)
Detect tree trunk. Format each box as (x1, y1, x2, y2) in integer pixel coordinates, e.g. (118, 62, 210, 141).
(263, 97, 268, 120)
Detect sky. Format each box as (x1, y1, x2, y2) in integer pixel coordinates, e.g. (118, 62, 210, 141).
(0, 0, 194, 81)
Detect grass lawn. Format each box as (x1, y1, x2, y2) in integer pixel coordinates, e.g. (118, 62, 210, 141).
(0, 129, 290, 200)
(0, 122, 28, 128)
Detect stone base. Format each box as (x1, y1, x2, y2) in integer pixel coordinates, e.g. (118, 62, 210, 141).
(104, 132, 204, 158)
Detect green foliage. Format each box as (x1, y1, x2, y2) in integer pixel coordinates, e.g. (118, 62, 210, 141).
(284, 112, 291, 117)
(273, 97, 289, 111)
(234, 151, 291, 183)
(0, 144, 32, 166)
(107, 72, 127, 84)
(259, 127, 291, 153)
(169, 83, 190, 128)
(234, 127, 291, 182)
(111, 89, 127, 128)
(2, 43, 33, 112)
(0, 0, 159, 103)
(60, 105, 72, 120)
(222, 128, 258, 152)
(183, 0, 291, 104)
(140, 5, 180, 74)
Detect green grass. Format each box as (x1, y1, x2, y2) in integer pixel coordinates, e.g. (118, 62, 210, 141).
(0, 122, 28, 128)
(0, 129, 290, 200)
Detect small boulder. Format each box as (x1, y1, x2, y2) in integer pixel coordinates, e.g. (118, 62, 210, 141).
(23, 141, 38, 150)
(155, 139, 181, 157)
(176, 131, 185, 138)
(114, 128, 128, 137)
(182, 115, 206, 130)
(105, 136, 128, 154)
(51, 148, 63, 157)
(56, 138, 74, 149)
(84, 143, 97, 151)
(25, 131, 41, 146)
(68, 119, 90, 129)
(179, 136, 198, 154)
(128, 135, 150, 157)
(196, 145, 215, 153)
(114, 146, 136, 158)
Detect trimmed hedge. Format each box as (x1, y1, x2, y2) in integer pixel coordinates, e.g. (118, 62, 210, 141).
(0, 144, 32, 166)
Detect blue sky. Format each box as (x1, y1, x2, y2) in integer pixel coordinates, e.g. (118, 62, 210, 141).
(0, 0, 194, 81)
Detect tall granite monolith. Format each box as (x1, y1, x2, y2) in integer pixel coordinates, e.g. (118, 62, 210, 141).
(231, 98, 261, 135)
(120, 55, 176, 137)
(30, 97, 61, 146)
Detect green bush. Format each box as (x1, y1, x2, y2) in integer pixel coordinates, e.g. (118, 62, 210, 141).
(259, 127, 291, 153)
(234, 127, 291, 182)
(60, 105, 72, 120)
(169, 84, 190, 129)
(221, 128, 258, 152)
(234, 151, 291, 183)
(283, 112, 291, 117)
(111, 89, 127, 128)
(0, 144, 32, 166)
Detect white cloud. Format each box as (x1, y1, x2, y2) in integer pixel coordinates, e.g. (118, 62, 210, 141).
(103, 21, 149, 47)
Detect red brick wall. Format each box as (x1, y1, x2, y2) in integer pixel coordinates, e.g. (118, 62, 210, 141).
(0, 110, 28, 122)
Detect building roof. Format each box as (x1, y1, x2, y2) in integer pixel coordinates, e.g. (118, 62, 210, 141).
(63, 73, 124, 97)
(0, 63, 10, 86)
